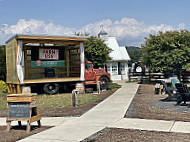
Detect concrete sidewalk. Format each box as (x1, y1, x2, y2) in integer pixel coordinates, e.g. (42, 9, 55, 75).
(110, 118, 190, 134)
(0, 117, 77, 127)
(17, 82, 139, 142)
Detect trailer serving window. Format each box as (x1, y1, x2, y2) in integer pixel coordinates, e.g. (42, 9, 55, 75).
(25, 45, 80, 80)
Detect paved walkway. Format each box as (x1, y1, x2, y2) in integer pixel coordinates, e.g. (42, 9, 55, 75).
(110, 118, 190, 133)
(0, 117, 76, 127)
(1, 81, 190, 141)
(17, 81, 139, 142)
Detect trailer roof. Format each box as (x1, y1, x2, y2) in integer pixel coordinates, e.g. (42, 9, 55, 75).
(6, 34, 88, 44)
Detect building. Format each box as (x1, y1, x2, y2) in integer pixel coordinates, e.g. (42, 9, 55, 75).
(98, 29, 131, 81)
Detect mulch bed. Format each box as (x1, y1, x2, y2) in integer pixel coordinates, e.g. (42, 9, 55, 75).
(83, 128, 190, 142)
(0, 126, 51, 142)
(125, 84, 190, 122)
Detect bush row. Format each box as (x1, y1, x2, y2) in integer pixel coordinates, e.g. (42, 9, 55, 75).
(0, 80, 7, 93)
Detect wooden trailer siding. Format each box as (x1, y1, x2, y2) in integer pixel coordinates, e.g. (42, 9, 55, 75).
(24, 77, 81, 84)
(6, 39, 18, 84)
(69, 47, 81, 77)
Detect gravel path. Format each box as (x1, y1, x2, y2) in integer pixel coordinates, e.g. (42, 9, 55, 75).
(153, 99, 190, 113)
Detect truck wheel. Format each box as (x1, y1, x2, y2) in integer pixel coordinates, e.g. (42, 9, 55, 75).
(99, 77, 109, 90)
(43, 83, 59, 95)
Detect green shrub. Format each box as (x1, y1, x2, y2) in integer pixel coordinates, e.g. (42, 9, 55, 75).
(108, 83, 122, 89)
(0, 80, 7, 93)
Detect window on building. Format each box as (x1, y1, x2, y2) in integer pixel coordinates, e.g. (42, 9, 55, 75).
(112, 63, 118, 74)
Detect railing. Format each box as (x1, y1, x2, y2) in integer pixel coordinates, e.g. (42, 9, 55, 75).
(128, 72, 165, 83)
(128, 72, 190, 83)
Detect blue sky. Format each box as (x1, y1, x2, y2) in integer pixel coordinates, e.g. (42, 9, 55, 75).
(0, 0, 190, 46)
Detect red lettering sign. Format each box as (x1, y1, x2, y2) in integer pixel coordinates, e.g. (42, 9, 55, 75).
(39, 48, 59, 60)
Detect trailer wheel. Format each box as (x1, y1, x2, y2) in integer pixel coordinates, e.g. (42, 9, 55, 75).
(99, 77, 109, 90)
(43, 83, 59, 95)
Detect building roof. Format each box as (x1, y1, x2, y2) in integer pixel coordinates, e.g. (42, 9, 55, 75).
(98, 29, 108, 36)
(6, 34, 88, 44)
(105, 37, 130, 61)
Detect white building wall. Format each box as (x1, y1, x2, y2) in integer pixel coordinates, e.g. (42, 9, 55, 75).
(107, 61, 129, 81)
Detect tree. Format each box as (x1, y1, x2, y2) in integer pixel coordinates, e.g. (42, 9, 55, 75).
(84, 36, 112, 66)
(126, 46, 142, 67)
(0, 45, 6, 81)
(141, 30, 190, 76)
(75, 32, 90, 36)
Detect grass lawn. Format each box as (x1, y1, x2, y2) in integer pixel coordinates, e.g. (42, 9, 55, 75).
(0, 82, 120, 117)
(0, 82, 120, 111)
(0, 93, 100, 110)
(37, 93, 100, 109)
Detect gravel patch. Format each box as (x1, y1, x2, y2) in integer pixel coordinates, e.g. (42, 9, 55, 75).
(153, 99, 190, 113)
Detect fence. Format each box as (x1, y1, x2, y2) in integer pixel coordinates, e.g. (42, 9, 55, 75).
(128, 72, 190, 83)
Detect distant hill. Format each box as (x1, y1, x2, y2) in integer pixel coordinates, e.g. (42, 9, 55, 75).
(125, 46, 142, 67)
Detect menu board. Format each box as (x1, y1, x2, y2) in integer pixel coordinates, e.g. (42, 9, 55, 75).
(8, 102, 30, 118)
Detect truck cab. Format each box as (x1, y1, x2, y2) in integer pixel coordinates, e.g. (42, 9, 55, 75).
(85, 61, 111, 90)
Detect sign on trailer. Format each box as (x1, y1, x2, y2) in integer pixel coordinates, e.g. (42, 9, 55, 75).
(31, 60, 65, 68)
(39, 48, 59, 60)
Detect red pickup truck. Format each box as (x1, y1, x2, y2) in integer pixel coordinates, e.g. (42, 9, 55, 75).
(85, 61, 111, 90)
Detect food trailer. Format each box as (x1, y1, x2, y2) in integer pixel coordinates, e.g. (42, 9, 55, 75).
(6, 34, 87, 94)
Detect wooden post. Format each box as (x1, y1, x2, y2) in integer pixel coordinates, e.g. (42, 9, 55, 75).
(27, 120, 31, 133)
(17, 85, 21, 94)
(37, 120, 41, 127)
(6, 122, 11, 132)
(13, 85, 16, 94)
(97, 81, 101, 94)
(9, 84, 13, 94)
(66, 47, 70, 77)
(72, 90, 78, 107)
(7, 84, 11, 93)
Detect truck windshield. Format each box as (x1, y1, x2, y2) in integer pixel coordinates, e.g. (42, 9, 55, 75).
(86, 64, 93, 69)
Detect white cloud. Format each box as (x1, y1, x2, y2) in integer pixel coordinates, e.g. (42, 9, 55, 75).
(0, 19, 75, 44)
(178, 23, 185, 30)
(81, 17, 174, 46)
(0, 17, 180, 46)
(1, 19, 75, 35)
